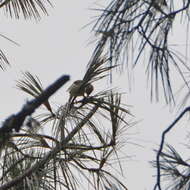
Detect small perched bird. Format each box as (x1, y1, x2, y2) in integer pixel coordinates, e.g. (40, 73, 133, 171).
(67, 80, 94, 102)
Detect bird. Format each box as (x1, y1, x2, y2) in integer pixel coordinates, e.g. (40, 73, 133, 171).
(67, 80, 94, 103)
(85, 82, 94, 96)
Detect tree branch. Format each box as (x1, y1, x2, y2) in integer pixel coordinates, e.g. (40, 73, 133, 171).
(0, 104, 98, 190)
(154, 106, 190, 190)
(0, 75, 70, 133)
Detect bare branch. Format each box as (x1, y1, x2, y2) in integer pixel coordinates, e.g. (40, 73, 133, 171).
(154, 106, 190, 190)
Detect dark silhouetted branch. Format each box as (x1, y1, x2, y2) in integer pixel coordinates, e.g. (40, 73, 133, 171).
(0, 74, 70, 134)
(0, 104, 98, 190)
(154, 106, 190, 190)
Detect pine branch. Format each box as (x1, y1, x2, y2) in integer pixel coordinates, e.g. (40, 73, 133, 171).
(0, 104, 98, 190)
(0, 75, 69, 153)
(154, 106, 190, 190)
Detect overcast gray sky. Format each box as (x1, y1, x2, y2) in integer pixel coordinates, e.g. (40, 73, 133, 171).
(0, 1, 189, 189)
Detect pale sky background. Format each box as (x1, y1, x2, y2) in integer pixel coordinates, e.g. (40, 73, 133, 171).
(0, 1, 190, 189)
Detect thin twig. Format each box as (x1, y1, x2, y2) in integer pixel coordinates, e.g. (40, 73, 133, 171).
(154, 106, 190, 190)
